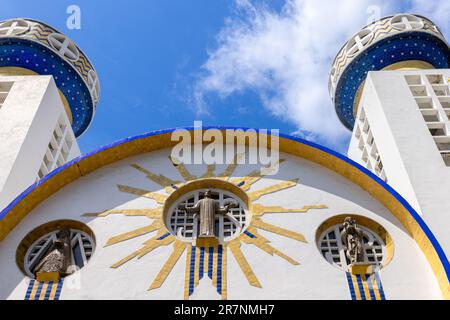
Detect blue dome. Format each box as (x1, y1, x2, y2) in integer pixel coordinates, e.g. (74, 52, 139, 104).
(329, 14, 450, 130)
(0, 18, 99, 137)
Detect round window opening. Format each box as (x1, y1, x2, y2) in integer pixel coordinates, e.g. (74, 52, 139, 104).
(166, 188, 249, 242)
(17, 220, 95, 279)
(316, 215, 393, 272)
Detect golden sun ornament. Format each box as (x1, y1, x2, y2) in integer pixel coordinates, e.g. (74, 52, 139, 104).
(84, 155, 327, 299)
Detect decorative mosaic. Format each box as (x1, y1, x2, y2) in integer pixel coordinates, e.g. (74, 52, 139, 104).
(345, 271, 385, 300)
(24, 278, 64, 300)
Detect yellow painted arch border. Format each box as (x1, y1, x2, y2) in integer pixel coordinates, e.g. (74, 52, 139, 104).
(0, 127, 448, 299)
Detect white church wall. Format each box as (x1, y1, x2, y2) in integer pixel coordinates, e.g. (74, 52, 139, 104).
(0, 147, 442, 300)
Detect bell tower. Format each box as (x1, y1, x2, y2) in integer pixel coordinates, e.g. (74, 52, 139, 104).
(0, 18, 100, 210)
(329, 14, 450, 257)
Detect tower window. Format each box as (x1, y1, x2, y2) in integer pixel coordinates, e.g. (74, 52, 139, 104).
(428, 123, 446, 137)
(421, 110, 440, 122)
(415, 97, 434, 109)
(432, 85, 449, 97)
(409, 85, 428, 97)
(404, 75, 422, 85)
(0, 81, 13, 109)
(439, 98, 450, 109)
(426, 74, 444, 85)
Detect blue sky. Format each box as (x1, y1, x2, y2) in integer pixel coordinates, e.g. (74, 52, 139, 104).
(1, 0, 449, 154)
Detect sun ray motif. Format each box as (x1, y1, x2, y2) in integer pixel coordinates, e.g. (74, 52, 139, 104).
(251, 218, 307, 243)
(130, 163, 181, 193)
(247, 178, 299, 201)
(228, 240, 262, 288)
(251, 204, 328, 216)
(217, 153, 244, 179)
(85, 155, 328, 299)
(149, 241, 187, 290)
(117, 184, 168, 204)
(111, 229, 175, 268)
(229, 159, 285, 191)
(83, 208, 162, 219)
(239, 227, 299, 265)
(169, 156, 197, 181)
(105, 220, 162, 247)
(200, 164, 216, 178)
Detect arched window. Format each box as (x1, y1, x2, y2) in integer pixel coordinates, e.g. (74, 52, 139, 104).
(23, 228, 94, 278)
(318, 224, 385, 271)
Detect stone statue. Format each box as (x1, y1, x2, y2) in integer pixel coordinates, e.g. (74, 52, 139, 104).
(34, 228, 72, 276)
(341, 217, 365, 264)
(185, 190, 237, 237)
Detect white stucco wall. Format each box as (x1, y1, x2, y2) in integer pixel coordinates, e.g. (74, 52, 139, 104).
(348, 69, 450, 259)
(0, 75, 80, 211)
(0, 147, 442, 299)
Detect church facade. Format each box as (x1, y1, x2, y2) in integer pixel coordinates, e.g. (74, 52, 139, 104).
(0, 14, 449, 300)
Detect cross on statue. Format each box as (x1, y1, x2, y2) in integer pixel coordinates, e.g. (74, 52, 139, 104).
(184, 190, 238, 238)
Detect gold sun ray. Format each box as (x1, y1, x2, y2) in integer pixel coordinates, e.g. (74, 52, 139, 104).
(228, 240, 262, 288)
(111, 229, 175, 268)
(86, 154, 331, 299)
(251, 218, 307, 243)
(251, 204, 328, 216)
(200, 164, 216, 178)
(240, 227, 299, 265)
(105, 220, 162, 247)
(229, 159, 286, 191)
(83, 208, 162, 219)
(117, 184, 168, 204)
(148, 241, 187, 290)
(169, 156, 197, 181)
(247, 178, 299, 201)
(216, 153, 245, 179)
(130, 163, 181, 193)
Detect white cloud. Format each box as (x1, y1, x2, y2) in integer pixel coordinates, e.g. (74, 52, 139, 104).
(193, 0, 449, 152)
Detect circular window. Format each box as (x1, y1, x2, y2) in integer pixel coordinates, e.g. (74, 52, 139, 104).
(17, 220, 95, 278)
(345, 28, 374, 57)
(390, 14, 424, 31)
(48, 33, 80, 61)
(0, 19, 30, 36)
(166, 188, 249, 242)
(316, 215, 393, 272)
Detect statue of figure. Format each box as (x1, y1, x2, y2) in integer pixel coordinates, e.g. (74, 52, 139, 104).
(341, 217, 365, 264)
(34, 228, 72, 276)
(184, 190, 237, 237)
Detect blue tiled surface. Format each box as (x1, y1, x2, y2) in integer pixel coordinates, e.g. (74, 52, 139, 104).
(0, 38, 93, 136)
(335, 32, 450, 129)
